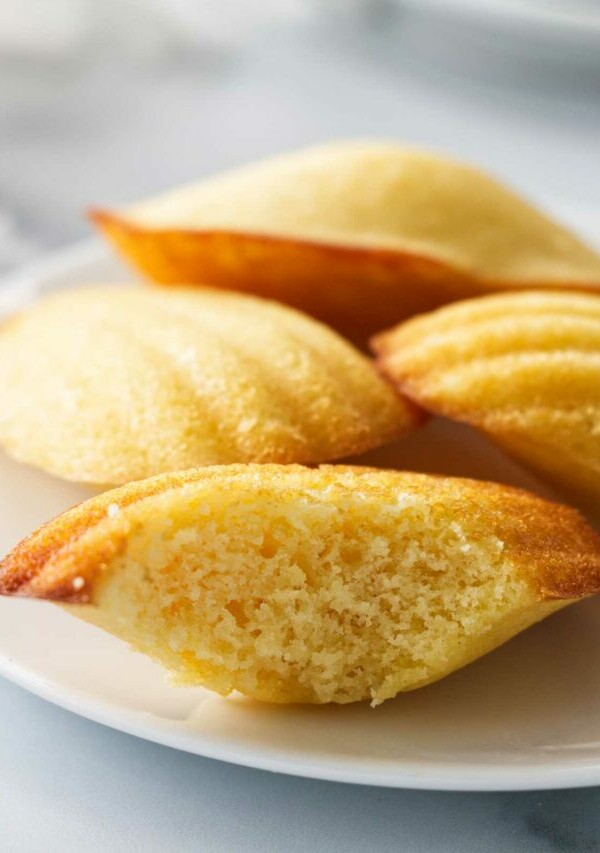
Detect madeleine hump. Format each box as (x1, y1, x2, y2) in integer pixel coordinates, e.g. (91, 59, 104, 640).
(91, 142, 600, 341)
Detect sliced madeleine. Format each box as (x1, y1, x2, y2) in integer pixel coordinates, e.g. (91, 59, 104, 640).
(2, 464, 599, 705)
(91, 142, 600, 340)
(373, 291, 600, 508)
(0, 286, 414, 485)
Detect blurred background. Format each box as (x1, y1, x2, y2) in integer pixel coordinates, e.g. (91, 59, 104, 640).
(1, 0, 600, 274)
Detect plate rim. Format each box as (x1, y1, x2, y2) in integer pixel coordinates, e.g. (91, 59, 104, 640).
(4, 650, 600, 792)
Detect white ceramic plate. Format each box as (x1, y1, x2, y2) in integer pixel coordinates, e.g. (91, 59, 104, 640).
(1, 203, 600, 791)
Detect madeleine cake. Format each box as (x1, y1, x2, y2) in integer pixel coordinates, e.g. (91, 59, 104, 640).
(2, 464, 599, 705)
(91, 142, 600, 340)
(0, 286, 415, 484)
(373, 290, 600, 507)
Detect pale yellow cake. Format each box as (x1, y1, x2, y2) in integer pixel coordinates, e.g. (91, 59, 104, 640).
(2, 464, 599, 705)
(91, 142, 600, 340)
(0, 286, 416, 484)
(373, 290, 600, 508)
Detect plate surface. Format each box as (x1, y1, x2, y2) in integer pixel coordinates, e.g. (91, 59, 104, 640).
(1, 205, 600, 791)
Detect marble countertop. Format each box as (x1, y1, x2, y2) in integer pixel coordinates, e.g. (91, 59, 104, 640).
(1, 12, 600, 851)
(3, 675, 600, 853)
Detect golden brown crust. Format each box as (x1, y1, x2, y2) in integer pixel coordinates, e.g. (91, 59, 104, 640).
(2, 464, 600, 605)
(90, 213, 600, 345)
(90, 210, 481, 342)
(0, 469, 209, 602)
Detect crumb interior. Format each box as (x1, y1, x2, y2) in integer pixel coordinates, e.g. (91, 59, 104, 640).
(85, 486, 548, 704)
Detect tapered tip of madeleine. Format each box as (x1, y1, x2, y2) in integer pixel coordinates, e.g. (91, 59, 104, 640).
(87, 207, 109, 226)
(0, 543, 93, 603)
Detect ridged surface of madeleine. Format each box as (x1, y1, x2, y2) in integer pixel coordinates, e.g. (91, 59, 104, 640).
(0, 286, 414, 484)
(373, 291, 600, 507)
(91, 142, 600, 340)
(2, 464, 599, 705)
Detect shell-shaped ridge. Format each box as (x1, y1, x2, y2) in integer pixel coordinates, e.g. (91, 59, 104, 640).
(0, 286, 415, 484)
(373, 291, 600, 508)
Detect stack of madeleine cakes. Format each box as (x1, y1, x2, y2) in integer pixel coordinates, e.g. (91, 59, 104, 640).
(1, 141, 600, 706)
